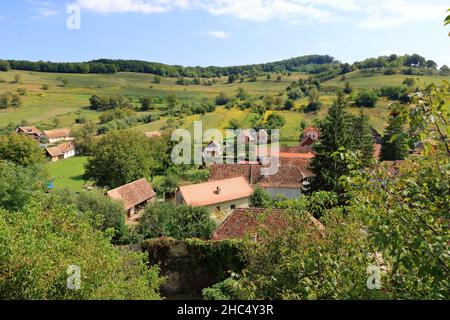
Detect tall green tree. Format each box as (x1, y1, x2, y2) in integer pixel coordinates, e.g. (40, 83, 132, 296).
(381, 113, 408, 161)
(236, 87, 248, 100)
(0, 60, 11, 72)
(166, 93, 178, 113)
(52, 189, 126, 241)
(263, 113, 285, 130)
(140, 96, 153, 111)
(84, 130, 156, 189)
(0, 134, 45, 166)
(352, 110, 375, 165)
(309, 91, 356, 193)
(0, 161, 49, 211)
(73, 121, 97, 155)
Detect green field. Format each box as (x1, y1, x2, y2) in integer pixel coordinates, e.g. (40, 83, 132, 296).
(324, 70, 449, 89)
(47, 156, 89, 192)
(1, 69, 449, 142)
(0, 70, 299, 128)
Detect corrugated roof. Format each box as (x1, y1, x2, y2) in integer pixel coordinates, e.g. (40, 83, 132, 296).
(107, 178, 156, 210)
(179, 177, 253, 207)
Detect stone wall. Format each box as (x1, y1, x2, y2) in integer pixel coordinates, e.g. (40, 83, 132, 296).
(142, 237, 245, 299)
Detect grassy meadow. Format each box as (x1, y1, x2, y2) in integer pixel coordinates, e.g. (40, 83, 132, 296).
(1, 69, 449, 140)
(47, 156, 89, 192)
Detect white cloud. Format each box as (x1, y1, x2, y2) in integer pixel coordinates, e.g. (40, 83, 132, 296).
(35, 7, 59, 17)
(206, 30, 231, 39)
(361, 0, 447, 29)
(28, 1, 59, 19)
(75, 0, 175, 14)
(73, 0, 449, 27)
(75, 0, 341, 22)
(198, 0, 334, 23)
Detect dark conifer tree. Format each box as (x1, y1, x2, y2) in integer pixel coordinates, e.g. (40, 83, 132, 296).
(309, 91, 354, 193)
(381, 113, 408, 161)
(352, 110, 375, 165)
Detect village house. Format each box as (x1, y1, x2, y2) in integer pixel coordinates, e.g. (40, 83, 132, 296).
(213, 207, 324, 241)
(238, 129, 269, 144)
(45, 142, 76, 162)
(258, 164, 313, 198)
(202, 140, 224, 163)
(208, 153, 314, 199)
(144, 131, 162, 139)
(41, 128, 73, 144)
(107, 178, 156, 223)
(16, 126, 42, 140)
(176, 176, 253, 223)
(300, 126, 320, 146)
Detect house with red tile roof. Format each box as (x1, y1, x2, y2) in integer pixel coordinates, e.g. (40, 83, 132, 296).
(208, 154, 313, 199)
(176, 177, 253, 223)
(300, 126, 320, 146)
(42, 128, 73, 144)
(45, 142, 75, 162)
(16, 126, 42, 140)
(213, 207, 324, 241)
(107, 178, 156, 222)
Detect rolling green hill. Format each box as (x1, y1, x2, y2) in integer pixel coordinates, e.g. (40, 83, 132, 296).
(1, 66, 449, 140)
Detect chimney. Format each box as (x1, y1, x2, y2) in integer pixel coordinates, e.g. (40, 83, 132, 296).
(215, 186, 221, 194)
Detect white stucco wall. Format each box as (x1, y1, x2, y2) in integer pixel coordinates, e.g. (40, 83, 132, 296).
(64, 149, 75, 159)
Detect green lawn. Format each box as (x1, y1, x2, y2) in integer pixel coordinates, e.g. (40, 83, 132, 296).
(47, 156, 89, 192)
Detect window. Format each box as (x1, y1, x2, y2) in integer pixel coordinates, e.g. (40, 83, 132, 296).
(231, 204, 236, 210)
(216, 206, 221, 211)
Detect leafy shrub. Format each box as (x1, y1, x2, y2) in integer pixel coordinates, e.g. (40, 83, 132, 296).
(202, 278, 242, 300)
(139, 203, 216, 240)
(355, 89, 378, 108)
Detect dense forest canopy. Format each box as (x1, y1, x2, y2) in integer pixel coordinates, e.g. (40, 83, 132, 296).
(1, 53, 441, 78)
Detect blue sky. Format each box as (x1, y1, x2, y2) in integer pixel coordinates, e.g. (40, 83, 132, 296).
(0, 0, 449, 67)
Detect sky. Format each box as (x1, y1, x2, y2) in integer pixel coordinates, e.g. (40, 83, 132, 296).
(0, 0, 449, 67)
